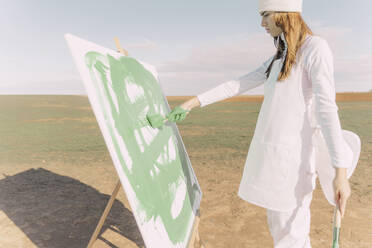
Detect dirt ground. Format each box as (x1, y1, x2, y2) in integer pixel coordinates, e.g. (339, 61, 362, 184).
(0, 95, 371, 248)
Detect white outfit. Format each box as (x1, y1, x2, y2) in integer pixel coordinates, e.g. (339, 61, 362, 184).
(196, 33, 347, 247)
(266, 189, 314, 248)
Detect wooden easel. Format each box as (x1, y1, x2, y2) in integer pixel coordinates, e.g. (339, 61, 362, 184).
(187, 210, 204, 248)
(86, 38, 204, 248)
(86, 180, 122, 248)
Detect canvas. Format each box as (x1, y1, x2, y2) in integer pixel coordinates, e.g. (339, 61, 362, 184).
(65, 33, 202, 248)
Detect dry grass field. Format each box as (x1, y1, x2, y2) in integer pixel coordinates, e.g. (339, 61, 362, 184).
(0, 94, 371, 247)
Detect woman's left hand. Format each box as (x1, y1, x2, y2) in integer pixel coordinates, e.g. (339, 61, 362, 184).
(333, 174, 351, 218)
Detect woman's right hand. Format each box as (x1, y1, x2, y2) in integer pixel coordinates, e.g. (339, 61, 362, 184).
(167, 97, 201, 122)
(167, 106, 190, 122)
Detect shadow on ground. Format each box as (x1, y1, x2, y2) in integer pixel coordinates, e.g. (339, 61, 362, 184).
(0, 168, 145, 248)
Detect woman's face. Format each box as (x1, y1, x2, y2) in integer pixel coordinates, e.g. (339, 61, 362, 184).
(261, 11, 283, 37)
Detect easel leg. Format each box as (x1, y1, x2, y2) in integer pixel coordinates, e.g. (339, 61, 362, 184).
(86, 180, 121, 248)
(196, 228, 204, 248)
(187, 210, 205, 248)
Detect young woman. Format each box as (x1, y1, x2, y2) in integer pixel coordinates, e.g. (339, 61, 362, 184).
(167, 0, 351, 247)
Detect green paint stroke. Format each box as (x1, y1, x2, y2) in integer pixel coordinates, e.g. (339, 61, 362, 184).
(85, 51, 200, 244)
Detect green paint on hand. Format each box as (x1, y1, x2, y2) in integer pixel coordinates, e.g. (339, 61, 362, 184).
(85, 51, 200, 244)
(167, 106, 190, 122)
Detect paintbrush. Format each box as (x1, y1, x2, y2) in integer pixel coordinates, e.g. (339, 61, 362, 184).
(146, 113, 169, 128)
(332, 205, 342, 248)
(146, 106, 190, 128)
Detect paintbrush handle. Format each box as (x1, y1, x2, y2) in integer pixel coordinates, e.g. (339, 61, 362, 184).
(334, 206, 342, 228)
(332, 206, 342, 248)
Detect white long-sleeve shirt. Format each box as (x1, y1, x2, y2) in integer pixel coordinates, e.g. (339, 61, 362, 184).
(196, 35, 348, 168)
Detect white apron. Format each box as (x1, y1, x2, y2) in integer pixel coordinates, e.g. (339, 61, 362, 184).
(237, 56, 360, 211)
(238, 57, 313, 211)
(195, 34, 361, 212)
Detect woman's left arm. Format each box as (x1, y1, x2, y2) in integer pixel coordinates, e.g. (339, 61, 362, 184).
(307, 38, 351, 217)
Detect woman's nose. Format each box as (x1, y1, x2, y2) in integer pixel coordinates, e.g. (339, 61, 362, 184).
(261, 19, 266, 27)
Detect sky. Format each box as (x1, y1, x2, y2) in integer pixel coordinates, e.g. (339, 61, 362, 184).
(1, 0, 372, 96)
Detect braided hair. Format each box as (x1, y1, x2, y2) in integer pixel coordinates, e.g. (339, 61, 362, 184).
(264, 34, 287, 80)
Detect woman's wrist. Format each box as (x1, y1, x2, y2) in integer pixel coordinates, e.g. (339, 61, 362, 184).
(335, 167, 347, 180)
(181, 97, 200, 111)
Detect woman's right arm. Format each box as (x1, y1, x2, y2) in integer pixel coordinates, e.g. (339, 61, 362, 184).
(195, 55, 274, 108)
(168, 55, 275, 121)
(179, 96, 201, 111)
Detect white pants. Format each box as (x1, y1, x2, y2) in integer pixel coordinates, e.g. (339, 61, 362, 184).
(266, 190, 314, 248)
